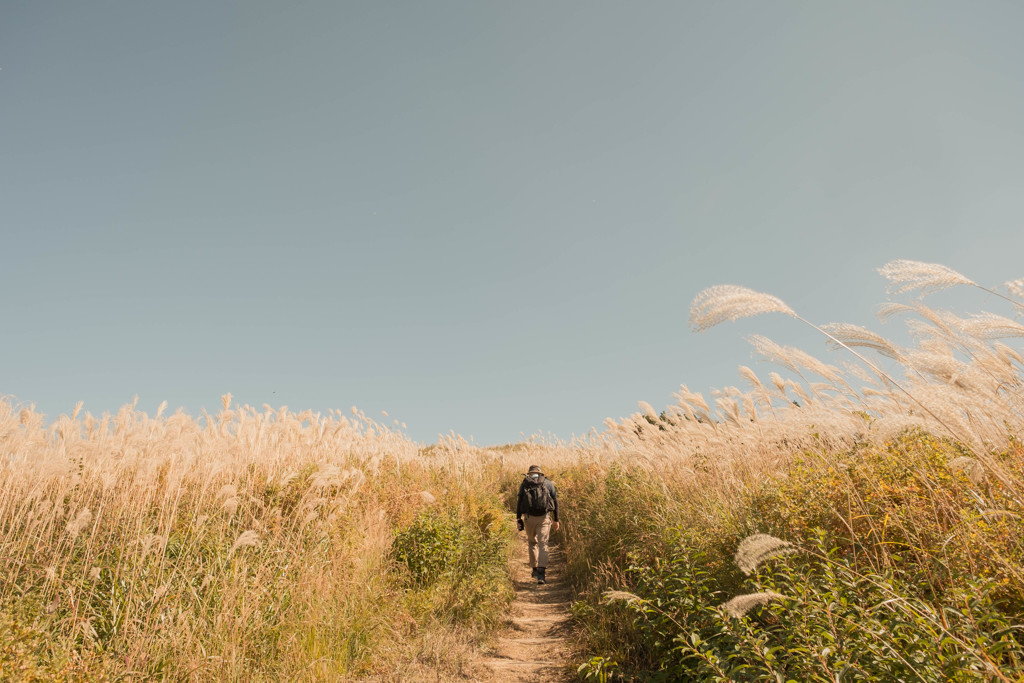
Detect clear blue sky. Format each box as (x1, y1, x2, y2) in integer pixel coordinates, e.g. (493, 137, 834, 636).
(3, 1, 1023, 444)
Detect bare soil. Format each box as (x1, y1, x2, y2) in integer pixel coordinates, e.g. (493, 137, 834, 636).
(477, 539, 574, 682)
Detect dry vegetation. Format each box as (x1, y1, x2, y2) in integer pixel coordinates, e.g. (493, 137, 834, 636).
(2, 260, 1024, 681)
(0, 402, 550, 680)
(564, 260, 1024, 681)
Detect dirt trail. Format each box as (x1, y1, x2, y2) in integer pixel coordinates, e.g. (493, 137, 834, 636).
(478, 539, 574, 681)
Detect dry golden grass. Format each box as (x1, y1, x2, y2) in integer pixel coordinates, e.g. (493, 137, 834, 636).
(0, 398, 506, 679)
(2, 260, 1023, 679)
(562, 261, 1024, 678)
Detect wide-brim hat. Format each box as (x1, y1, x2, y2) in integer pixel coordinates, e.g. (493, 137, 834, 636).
(526, 465, 543, 475)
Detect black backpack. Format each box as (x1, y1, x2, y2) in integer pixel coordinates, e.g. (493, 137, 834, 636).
(523, 476, 554, 516)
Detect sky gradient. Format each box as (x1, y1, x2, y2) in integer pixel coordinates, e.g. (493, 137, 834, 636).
(3, 1, 1024, 444)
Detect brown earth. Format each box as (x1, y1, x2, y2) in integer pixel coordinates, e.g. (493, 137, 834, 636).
(477, 538, 574, 682)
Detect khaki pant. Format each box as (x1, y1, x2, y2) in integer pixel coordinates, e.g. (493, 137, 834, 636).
(524, 513, 551, 568)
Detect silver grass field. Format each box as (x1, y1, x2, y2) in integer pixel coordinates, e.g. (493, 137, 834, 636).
(2, 260, 1024, 680)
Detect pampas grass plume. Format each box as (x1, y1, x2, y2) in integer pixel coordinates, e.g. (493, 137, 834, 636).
(229, 530, 259, 557)
(735, 534, 796, 575)
(958, 313, 1024, 340)
(140, 534, 164, 557)
(722, 591, 785, 619)
(949, 456, 985, 485)
(689, 285, 795, 332)
(1006, 278, 1024, 300)
(878, 259, 976, 296)
(821, 323, 902, 359)
(603, 590, 644, 605)
(66, 508, 92, 539)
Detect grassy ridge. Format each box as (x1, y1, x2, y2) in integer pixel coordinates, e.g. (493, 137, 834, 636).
(3, 261, 1023, 680)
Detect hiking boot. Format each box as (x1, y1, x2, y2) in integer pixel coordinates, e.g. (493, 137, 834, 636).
(530, 567, 539, 579)
(536, 567, 546, 584)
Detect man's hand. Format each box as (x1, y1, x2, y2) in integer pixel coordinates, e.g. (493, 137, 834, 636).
(516, 518, 524, 532)
(552, 521, 560, 532)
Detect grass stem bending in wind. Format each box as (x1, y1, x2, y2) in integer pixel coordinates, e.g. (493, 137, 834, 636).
(688, 283, 968, 444)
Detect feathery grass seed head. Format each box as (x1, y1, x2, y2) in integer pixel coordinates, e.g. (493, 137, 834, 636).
(949, 456, 985, 485)
(878, 259, 976, 296)
(66, 508, 92, 539)
(690, 285, 795, 332)
(958, 313, 1024, 340)
(735, 533, 796, 575)
(821, 323, 902, 360)
(229, 530, 260, 557)
(603, 590, 644, 605)
(721, 591, 785, 619)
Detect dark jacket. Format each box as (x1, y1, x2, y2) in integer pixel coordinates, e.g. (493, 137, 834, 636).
(516, 477, 559, 522)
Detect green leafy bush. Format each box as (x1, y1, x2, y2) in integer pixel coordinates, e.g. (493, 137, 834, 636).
(605, 532, 1023, 681)
(391, 497, 515, 629)
(393, 512, 464, 585)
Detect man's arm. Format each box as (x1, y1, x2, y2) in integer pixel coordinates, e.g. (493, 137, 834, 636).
(515, 480, 526, 519)
(547, 480, 559, 522)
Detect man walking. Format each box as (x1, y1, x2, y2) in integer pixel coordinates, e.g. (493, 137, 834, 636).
(516, 465, 560, 585)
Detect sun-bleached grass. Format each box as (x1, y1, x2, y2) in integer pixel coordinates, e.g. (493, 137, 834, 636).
(878, 258, 978, 295)
(0, 398, 536, 679)
(733, 534, 796, 576)
(689, 284, 797, 331)
(720, 591, 785, 619)
(3, 259, 1024, 679)
(568, 261, 1024, 678)
(881, 258, 1024, 312)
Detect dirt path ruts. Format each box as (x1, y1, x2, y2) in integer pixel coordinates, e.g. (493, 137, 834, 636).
(478, 539, 574, 682)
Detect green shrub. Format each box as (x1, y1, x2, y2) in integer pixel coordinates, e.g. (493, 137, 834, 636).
(752, 431, 1024, 611)
(393, 512, 464, 586)
(391, 497, 515, 629)
(602, 533, 1024, 681)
